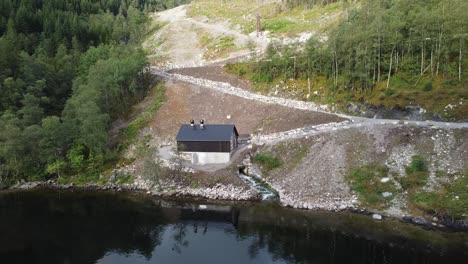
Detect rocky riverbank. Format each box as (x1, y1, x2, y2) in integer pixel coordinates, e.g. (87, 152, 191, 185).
(239, 157, 355, 211)
(249, 124, 467, 231)
(6, 178, 260, 201)
(5, 177, 467, 232)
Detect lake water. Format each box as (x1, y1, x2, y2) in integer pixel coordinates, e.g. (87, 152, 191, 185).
(0, 190, 466, 264)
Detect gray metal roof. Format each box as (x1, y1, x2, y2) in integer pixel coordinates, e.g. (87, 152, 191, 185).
(176, 124, 238, 142)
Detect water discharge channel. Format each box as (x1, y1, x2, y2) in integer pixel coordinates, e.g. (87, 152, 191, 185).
(238, 172, 277, 200)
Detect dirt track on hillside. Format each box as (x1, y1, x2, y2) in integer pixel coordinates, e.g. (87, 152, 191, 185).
(171, 66, 254, 91)
(149, 79, 345, 142)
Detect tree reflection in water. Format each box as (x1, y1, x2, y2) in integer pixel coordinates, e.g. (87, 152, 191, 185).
(170, 224, 189, 254)
(0, 190, 165, 263)
(0, 190, 466, 264)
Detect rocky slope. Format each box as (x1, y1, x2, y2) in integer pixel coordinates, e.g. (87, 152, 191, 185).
(254, 124, 467, 219)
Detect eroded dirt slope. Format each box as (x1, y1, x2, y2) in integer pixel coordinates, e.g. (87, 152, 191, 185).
(149, 79, 344, 142)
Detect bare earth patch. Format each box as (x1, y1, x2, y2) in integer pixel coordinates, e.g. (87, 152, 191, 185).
(171, 65, 254, 91)
(149, 79, 344, 141)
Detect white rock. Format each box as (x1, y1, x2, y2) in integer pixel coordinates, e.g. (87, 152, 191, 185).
(226, 115, 231, 119)
(382, 192, 393, 198)
(372, 214, 382, 220)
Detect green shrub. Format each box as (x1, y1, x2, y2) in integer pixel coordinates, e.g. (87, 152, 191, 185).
(384, 88, 395, 97)
(237, 66, 247, 77)
(254, 153, 281, 172)
(423, 82, 433, 91)
(251, 72, 273, 83)
(399, 155, 429, 190)
(406, 155, 428, 174)
(225, 63, 249, 77)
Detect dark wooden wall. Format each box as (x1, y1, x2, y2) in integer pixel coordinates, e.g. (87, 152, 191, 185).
(177, 141, 231, 153)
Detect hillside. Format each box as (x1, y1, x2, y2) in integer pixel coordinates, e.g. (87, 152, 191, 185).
(254, 124, 467, 220)
(136, 0, 467, 223)
(224, 0, 468, 121)
(2, 0, 466, 226)
(144, 0, 349, 67)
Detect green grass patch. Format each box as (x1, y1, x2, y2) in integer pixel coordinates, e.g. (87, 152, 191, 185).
(225, 62, 250, 77)
(254, 152, 281, 172)
(409, 175, 467, 220)
(187, 0, 346, 35)
(400, 171, 429, 190)
(145, 20, 168, 41)
(198, 32, 214, 47)
(346, 163, 398, 209)
(217, 36, 236, 50)
(264, 19, 295, 32)
(57, 172, 107, 186)
(116, 174, 134, 185)
(441, 175, 468, 219)
(411, 191, 439, 212)
(204, 36, 237, 60)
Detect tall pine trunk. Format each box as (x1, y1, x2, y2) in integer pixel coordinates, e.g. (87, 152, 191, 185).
(387, 46, 395, 89)
(459, 38, 463, 81)
(377, 36, 381, 82)
(436, 30, 443, 76)
(334, 51, 338, 87)
(430, 45, 434, 77)
(421, 41, 425, 76)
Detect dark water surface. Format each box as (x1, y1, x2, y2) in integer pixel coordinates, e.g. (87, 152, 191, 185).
(0, 190, 466, 264)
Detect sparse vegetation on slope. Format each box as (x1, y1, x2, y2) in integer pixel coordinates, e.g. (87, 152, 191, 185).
(347, 163, 398, 209)
(346, 153, 467, 220)
(120, 82, 166, 148)
(254, 153, 282, 172)
(254, 125, 467, 221)
(187, 0, 348, 35)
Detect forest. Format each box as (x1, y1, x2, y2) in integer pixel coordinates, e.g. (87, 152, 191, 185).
(0, 0, 189, 185)
(230, 0, 467, 119)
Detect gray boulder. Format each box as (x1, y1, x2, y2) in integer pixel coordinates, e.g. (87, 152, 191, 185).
(411, 216, 428, 226)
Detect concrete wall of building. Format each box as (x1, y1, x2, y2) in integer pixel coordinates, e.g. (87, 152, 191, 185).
(184, 152, 231, 164)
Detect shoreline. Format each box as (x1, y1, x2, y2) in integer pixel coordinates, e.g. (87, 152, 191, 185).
(3, 180, 467, 233)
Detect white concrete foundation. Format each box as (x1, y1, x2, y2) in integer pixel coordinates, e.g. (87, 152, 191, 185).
(183, 152, 231, 164)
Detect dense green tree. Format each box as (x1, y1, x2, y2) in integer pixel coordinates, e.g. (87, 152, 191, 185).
(0, 0, 184, 183)
(252, 0, 468, 90)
